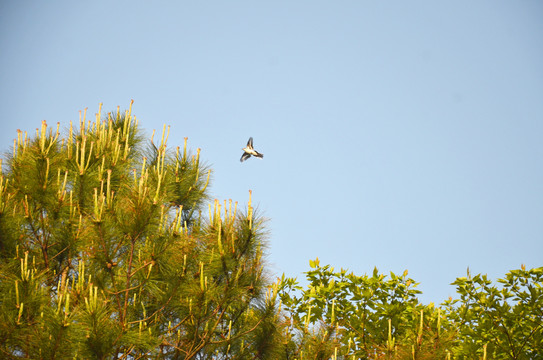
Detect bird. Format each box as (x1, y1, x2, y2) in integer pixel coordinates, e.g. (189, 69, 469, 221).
(240, 137, 264, 162)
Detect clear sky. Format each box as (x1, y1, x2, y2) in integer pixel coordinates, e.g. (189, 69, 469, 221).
(1, 1, 542, 305)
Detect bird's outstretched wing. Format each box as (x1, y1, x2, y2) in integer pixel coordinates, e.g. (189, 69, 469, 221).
(247, 137, 254, 148)
(240, 153, 251, 162)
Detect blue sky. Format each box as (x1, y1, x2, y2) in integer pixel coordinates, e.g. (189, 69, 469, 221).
(1, 1, 542, 304)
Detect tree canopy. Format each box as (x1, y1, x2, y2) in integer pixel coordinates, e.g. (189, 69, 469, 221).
(0, 102, 283, 359)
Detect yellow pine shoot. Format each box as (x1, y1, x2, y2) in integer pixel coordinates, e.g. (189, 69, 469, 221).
(201, 170, 210, 193)
(152, 127, 169, 204)
(77, 135, 95, 175)
(114, 105, 120, 122)
(208, 203, 213, 224)
(106, 115, 114, 145)
(228, 199, 233, 222)
(93, 188, 106, 221)
(22, 194, 30, 218)
(76, 137, 83, 173)
(248, 190, 253, 229)
(85, 286, 98, 312)
(69, 190, 74, 218)
(128, 99, 134, 119)
(146, 262, 153, 279)
(173, 206, 183, 234)
(121, 107, 132, 160)
(64, 293, 70, 321)
(199, 262, 205, 291)
(228, 320, 232, 340)
(331, 299, 336, 324)
(174, 146, 180, 178)
(42, 158, 50, 190)
(77, 261, 85, 291)
(387, 319, 395, 351)
(57, 170, 68, 201)
(67, 120, 74, 158)
(305, 305, 312, 330)
(132, 168, 138, 188)
(97, 156, 106, 181)
(417, 309, 423, 346)
(139, 156, 147, 187)
(57, 293, 64, 314)
(39, 120, 47, 153)
(0, 175, 13, 212)
(97, 103, 102, 130)
(17, 303, 24, 324)
(80, 107, 88, 136)
(93, 114, 102, 150)
(150, 128, 156, 147)
(46, 122, 60, 155)
(194, 148, 201, 167)
(183, 137, 188, 161)
(159, 124, 170, 150)
(112, 131, 121, 165)
(153, 173, 162, 204)
(14, 129, 28, 157)
(15, 280, 19, 306)
(20, 252, 29, 281)
(215, 199, 221, 224)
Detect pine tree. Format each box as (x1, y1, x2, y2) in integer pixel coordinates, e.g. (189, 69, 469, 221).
(0, 102, 285, 359)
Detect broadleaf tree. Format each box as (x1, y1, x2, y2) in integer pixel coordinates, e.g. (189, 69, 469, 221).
(278, 257, 455, 359)
(445, 266, 543, 360)
(278, 259, 542, 360)
(0, 102, 285, 359)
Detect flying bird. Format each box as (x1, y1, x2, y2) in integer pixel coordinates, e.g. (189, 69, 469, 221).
(240, 137, 264, 162)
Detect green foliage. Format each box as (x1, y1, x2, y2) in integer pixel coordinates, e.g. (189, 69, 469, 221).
(446, 266, 543, 359)
(278, 259, 542, 360)
(0, 103, 284, 359)
(278, 258, 453, 359)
